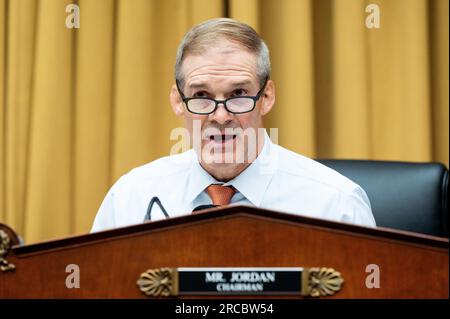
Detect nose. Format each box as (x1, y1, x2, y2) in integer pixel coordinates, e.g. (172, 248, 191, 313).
(209, 102, 234, 125)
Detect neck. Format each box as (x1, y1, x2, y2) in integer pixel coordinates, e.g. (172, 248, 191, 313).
(201, 162, 251, 182)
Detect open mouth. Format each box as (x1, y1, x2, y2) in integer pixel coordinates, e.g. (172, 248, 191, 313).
(209, 134, 237, 143)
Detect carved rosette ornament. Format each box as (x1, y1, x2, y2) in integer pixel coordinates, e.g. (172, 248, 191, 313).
(136, 267, 178, 297)
(306, 267, 344, 297)
(0, 229, 16, 273)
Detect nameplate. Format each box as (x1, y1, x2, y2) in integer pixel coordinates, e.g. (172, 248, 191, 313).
(136, 267, 344, 297)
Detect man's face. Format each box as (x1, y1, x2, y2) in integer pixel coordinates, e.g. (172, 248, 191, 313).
(170, 40, 275, 181)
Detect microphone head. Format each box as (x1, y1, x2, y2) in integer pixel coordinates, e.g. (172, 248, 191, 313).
(192, 204, 218, 213)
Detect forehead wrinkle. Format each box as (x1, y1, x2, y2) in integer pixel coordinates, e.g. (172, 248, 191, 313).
(188, 72, 254, 83)
(182, 54, 258, 81)
(186, 67, 256, 87)
(189, 78, 253, 86)
(187, 75, 255, 94)
(185, 63, 256, 77)
(182, 48, 259, 92)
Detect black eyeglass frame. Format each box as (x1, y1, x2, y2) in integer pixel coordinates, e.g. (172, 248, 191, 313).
(176, 77, 269, 115)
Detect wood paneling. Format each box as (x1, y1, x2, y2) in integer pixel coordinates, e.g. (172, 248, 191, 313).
(0, 206, 448, 298)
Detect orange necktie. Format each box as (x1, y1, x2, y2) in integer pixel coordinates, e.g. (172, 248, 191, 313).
(206, 184, 236, 206)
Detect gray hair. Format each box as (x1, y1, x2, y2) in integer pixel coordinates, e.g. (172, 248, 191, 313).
(174, 18, 271, 89)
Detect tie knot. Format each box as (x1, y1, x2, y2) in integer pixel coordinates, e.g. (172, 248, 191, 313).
(206, 184, 236, 206)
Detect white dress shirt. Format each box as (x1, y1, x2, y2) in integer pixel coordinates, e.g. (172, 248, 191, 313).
(91, 131, 376, 232)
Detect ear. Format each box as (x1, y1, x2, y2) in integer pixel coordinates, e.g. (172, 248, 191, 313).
(260, 80, 275, 116)
(170, 84, 185, 116)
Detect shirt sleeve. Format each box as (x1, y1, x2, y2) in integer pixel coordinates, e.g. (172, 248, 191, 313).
(90, 184, 117, 233)
(340, 186, 377, 227)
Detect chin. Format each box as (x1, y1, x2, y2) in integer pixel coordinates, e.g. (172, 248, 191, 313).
(206, 164, 243, 182)
(200, 149, 234, 165)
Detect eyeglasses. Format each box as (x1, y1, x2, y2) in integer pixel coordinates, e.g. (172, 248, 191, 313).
(176, 77, 268, 115)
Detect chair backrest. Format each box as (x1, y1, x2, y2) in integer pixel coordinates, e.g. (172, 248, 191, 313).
(317, 160, 448, 237)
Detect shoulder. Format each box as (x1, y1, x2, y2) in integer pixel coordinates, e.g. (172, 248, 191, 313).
(272, 144, 361, 195)
(113, 149, 195, 190)
(270, 144, 375, 226)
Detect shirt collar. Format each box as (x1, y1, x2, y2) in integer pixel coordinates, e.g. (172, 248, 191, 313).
(186, 130, 276, 206)
(186, 151, 217, 204)
(226, 130, 276, 206)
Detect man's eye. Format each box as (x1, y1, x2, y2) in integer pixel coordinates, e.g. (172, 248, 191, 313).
(231, 89, 247, 96)
(193, 91, 208, 98)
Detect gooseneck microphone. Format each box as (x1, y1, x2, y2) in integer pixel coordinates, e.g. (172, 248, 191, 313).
(192, 204, 218, 212)
(144, 197, 170, 221)
(145, 199, 217, 221)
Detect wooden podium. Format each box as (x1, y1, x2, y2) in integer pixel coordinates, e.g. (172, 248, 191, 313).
(0, 205, 448, 298)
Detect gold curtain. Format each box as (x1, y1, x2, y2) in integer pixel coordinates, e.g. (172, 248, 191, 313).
(0, 0, 448, 244)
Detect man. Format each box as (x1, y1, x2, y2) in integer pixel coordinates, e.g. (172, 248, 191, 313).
(91, 18, 375, 232)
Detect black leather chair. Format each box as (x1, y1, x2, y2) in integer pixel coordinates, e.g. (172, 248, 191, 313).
(317, 160, 448, 237)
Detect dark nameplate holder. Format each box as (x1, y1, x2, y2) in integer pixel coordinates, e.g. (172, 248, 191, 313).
(136, 267, 344, 298)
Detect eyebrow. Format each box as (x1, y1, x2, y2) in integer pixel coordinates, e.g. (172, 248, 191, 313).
(188, 80, 253, 90)
(188, 82, 209, 90)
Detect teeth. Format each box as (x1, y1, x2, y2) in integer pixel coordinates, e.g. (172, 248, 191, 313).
(210, 135, 235, 141)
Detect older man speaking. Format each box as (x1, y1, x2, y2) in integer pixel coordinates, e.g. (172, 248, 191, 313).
(91, 18, 375, 232)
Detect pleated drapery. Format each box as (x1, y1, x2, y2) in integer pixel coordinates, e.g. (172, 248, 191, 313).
(0, 0, 448, 243)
